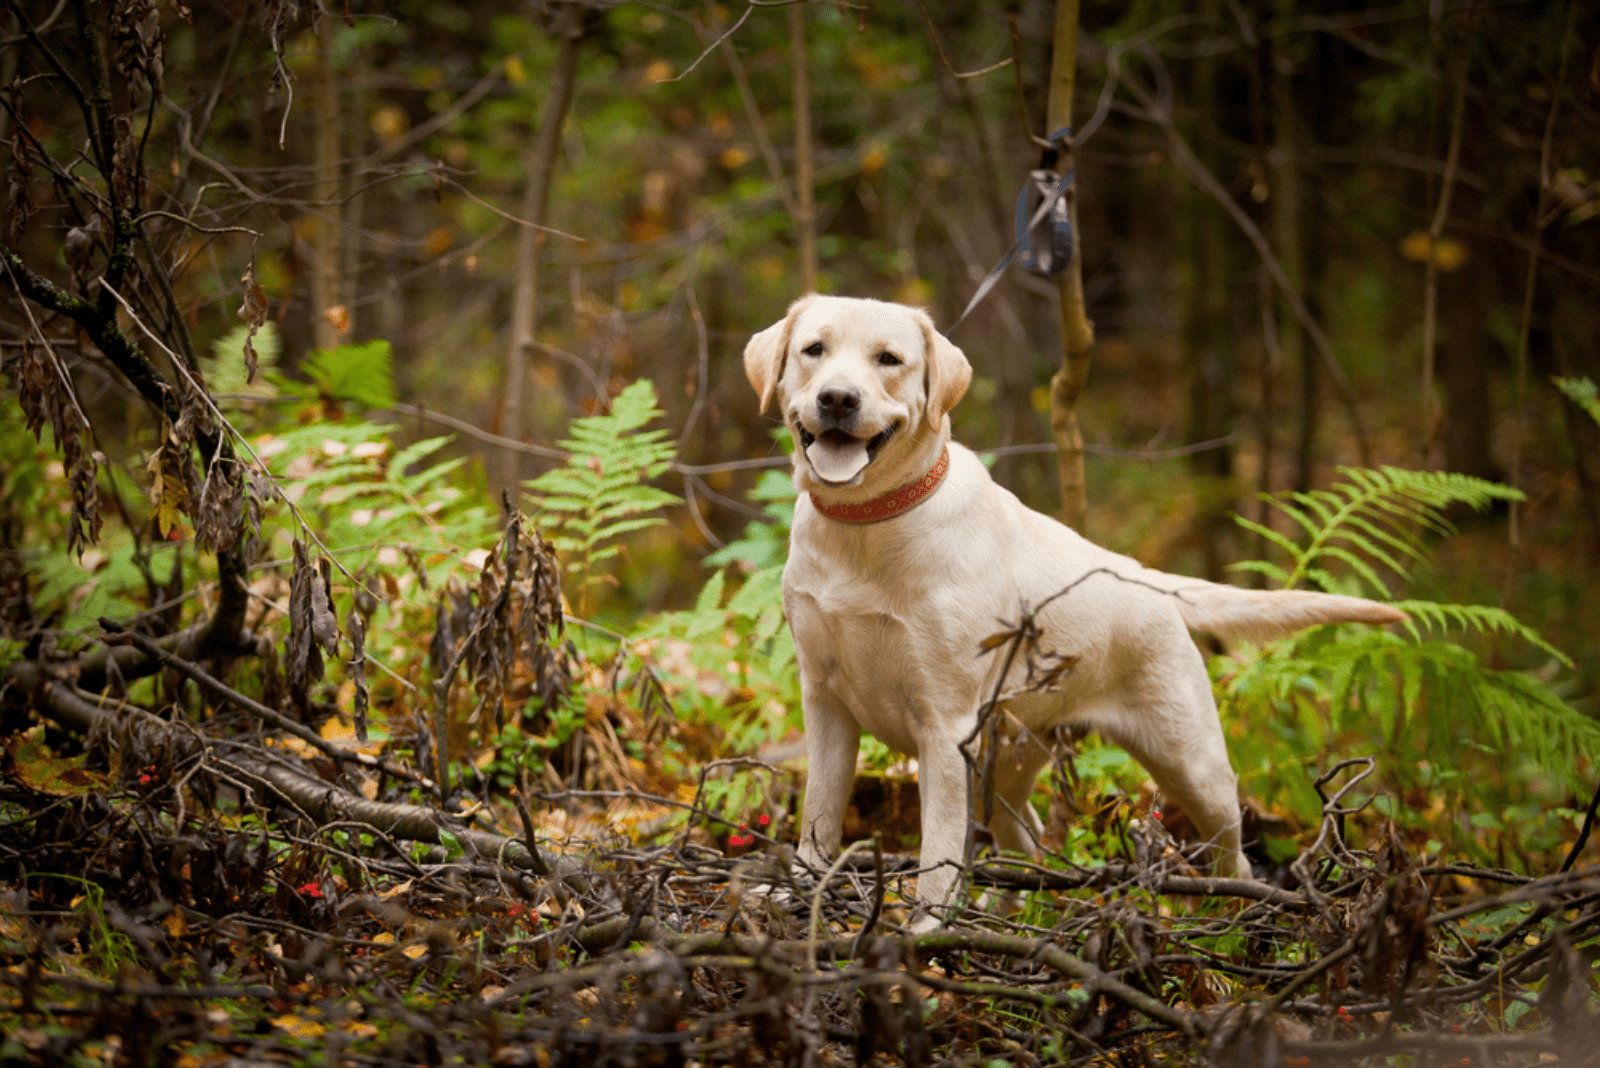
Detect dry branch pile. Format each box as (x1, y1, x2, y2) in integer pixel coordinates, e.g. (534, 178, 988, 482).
(1, 644, 1596, 1067)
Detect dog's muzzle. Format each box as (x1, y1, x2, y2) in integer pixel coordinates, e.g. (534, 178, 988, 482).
(796, 419, 897, 485)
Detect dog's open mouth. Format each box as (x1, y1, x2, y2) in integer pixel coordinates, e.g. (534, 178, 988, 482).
(797, 423, 897, 484)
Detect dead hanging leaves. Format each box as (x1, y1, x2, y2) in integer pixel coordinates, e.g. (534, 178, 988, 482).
(286, 539, 340, 705)
(110, 0, 165, 103)
(146, 429, 195, 541)
(238, 265, 270, 384)
(3, 115, 33, 247)
(346, 608, 370, 743)
(195, 459, 269, 559)
(9, 338, 102, 555)
(430, 510, 570, 733)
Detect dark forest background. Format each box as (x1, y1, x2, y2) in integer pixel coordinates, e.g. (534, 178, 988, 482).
(2, 1, 1599, 1062)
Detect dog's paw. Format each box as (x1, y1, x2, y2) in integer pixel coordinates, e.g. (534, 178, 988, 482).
(974, 888, 1023, 917)
(738, 876, 811, 918)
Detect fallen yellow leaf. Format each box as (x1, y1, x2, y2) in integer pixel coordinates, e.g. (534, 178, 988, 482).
(272, 1014, 327, 1039)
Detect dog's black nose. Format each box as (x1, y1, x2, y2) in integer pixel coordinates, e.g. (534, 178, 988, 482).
(816, 387, 860, 421)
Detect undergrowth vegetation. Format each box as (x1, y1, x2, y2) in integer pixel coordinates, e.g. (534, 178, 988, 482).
(6, 339, 1592, 873)
(3, 341, 1598, 1064)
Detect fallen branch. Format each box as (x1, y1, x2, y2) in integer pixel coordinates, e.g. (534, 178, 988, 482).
(97, 617, 431, 789)
(13, 663, 548, 875)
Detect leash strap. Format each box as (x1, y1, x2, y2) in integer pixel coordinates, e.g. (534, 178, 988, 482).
(946, 127, 1076, 338)
(1016, 168, 1075, 275)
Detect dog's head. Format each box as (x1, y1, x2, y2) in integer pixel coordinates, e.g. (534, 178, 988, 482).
(744, 295, 972, 495)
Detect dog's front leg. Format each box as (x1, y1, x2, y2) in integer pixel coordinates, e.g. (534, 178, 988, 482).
(796, 685, 861, 873)
(912, 728, 971, 919)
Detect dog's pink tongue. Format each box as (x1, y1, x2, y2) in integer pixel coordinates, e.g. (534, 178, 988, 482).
(806, 438, 871, 484)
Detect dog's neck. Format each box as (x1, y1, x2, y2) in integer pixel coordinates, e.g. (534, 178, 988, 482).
(808, 441, 951, 524)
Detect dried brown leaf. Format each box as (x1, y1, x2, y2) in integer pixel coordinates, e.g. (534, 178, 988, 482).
(239, 265, 269, 383)
(347, 610, 369, 743)
(286, 539, 323, 698)
(195, 462, 244, 554)
(3, 126, 33, 247)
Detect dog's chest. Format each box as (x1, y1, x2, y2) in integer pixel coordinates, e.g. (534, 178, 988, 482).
(783, 535, 997, 748)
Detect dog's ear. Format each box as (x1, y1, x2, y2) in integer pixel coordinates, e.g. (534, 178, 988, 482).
(917, 313, 972, 431)
(744, 295, 815, 414)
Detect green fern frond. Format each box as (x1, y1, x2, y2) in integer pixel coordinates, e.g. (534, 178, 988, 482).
(1226, 558, 1292, 586)
(1241, 466, 1523, 595)
(1392, 600, 1573, 668)
(1232, 516, 1301, 560)
(1220, 464, 1587, 851)
(1555, 376, 1600, 427)
(204, 322, 282, 402)
(1221, 628, 1597, 797)
(526, 380, 682, 599)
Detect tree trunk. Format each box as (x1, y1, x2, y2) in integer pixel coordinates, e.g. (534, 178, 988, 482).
(342, 47, 368, 340)
(311, 29, 342, 353)
(1421, 55, 1468, 459)
(1280, 47, 1317, 495)
(1183, 0, 1233, 579)
(497, 7, 584, 498)
(1045, 0, 1094, 530)
(1250, 17, 1275, 577)
(1441, 257, 1501, 484)
(791, 2, 818, 293)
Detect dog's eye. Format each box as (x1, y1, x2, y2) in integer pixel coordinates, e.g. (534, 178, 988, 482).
(802, 342, 825, 357)
(876, 351, 902, 367)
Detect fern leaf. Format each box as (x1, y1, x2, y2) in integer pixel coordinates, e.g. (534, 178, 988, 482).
(727, 565, 785, 618)
(1264, 498, 1323, 541)
(694, 569, 728, 614)
(1262, 466, 1524, 591)
(1334, 512, 1427, 572)
(588, 516, 667, 542)
(1226, 559, 1291, 585)
(1555, 376, 1600, 427)
(1392, 600, 1573, 667)
(1317, 545, 1393, 598)
(401, 456, 469, 493)
(1303, 566, 1344, 594)
(389, 435, 452, 477)
(528, 379, 681, 597)
(1232, 515, 1303, 560)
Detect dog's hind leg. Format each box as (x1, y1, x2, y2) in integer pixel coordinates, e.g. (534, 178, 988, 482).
(1098, 666, 1252, 879)
(982, 731, 1053, 859)
(970, 732, 1053, 918)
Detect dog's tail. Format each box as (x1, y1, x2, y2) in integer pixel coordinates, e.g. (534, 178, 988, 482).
(1171, 581, 1405, 645)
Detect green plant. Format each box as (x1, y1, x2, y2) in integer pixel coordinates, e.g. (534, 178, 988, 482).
(1555, 375, 1600, 426)
(303, 340, 397, 411)
(1219, 466, 1597, 864)
(703, 431, 797, 575)
(1232, 465, 1521, 596)
(525, 380, 680, 607)
(481, 693, 587, 788)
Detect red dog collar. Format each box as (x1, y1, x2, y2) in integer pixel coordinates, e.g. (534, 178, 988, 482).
(810, 446, 951, 524)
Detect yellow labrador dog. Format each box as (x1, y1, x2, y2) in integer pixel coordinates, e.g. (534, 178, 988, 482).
(744, 294, 1403, 921)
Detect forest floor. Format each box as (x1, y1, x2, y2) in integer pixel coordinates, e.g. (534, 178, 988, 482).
(1, 697, 1595, 1068)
